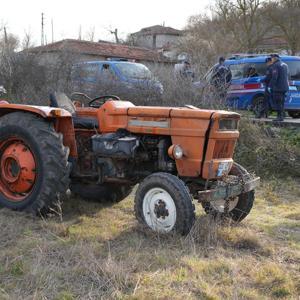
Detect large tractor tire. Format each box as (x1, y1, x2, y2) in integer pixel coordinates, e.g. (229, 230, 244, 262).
(70, 182, 132, 202)
(134, 172, 195, 235)
(201, 163, 255, 222)
(0, 112, 70, 214)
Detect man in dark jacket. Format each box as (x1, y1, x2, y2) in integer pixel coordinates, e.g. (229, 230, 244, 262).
(269, 54, 289, 121)
(259, 57, 273, 118)
(211, 56, 232, 101)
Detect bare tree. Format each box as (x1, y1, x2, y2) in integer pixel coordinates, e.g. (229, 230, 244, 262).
(22, 30, 35, 50)
(85, 26, 95, 42)
(214, 0, 270, 52)
(264, 0, 300, 55)
(179, 13, 236, 70)
(0, 31, 19, 94)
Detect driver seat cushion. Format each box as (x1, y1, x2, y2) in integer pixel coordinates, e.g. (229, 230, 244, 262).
(72, 116, 99, 129)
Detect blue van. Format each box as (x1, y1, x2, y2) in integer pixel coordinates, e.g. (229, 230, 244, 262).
(71, 60, 163, 100)
(205, 54, 300, 118)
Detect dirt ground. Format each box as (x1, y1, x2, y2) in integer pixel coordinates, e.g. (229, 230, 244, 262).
(0, 179, 299, 300)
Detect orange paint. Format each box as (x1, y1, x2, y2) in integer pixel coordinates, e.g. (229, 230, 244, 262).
(0, 138, 36, 202)
(0, 100, 241, 180)
(96, 101, 240, 178)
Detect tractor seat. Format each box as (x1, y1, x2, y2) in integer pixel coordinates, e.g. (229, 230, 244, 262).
(49, 92, 99, 129)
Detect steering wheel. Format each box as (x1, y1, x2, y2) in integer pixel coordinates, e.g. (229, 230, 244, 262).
(88, 95, 120, 108)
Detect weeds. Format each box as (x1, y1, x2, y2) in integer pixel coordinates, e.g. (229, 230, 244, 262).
(235, 118, 300, 178)
(0, 182, 298, 299)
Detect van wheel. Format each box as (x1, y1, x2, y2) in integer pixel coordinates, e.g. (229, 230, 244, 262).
(252, 96, 265, 118)
(134, 173, 195, 235)
(288, 111, 300, 118)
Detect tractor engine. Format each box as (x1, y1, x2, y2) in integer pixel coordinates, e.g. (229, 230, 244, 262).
(72, 130, 176, 185)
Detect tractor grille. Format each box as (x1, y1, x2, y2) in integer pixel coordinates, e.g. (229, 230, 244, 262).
(213, 140, 236, 159)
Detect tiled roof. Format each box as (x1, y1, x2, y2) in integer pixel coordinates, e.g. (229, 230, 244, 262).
(29, 39, 169, 62)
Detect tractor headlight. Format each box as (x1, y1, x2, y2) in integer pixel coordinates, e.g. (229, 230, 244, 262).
(173, 145, 183, 159)
(168, 145, 184, 159)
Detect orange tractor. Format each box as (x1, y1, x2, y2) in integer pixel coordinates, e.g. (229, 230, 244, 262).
(0, 93, 259, 235)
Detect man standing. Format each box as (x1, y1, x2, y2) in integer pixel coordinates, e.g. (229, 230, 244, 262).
(259, 57, 273, 118)
(211, 56, 232, 101)
(174, 60, 194, 80)
(269, 54, 289, 121)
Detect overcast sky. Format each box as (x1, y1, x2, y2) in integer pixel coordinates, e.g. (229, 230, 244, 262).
(1, 0, 211, 46)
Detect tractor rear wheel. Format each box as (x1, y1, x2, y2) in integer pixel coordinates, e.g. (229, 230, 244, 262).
(70, 182, 132, 202)
(0, 112, 70, 214)
(134, 172, 195, 235)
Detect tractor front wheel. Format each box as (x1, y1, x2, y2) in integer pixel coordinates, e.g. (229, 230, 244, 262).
(201, 163, 255, 222)
(0, 112, 70, 213)
(134, 172, 195, 235)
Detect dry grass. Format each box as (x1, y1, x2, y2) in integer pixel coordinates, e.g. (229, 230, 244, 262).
(0, 180, 299, 300)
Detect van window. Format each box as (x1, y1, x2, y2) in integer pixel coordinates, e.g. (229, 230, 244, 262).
(72, 63, 99, 81)
(115, 63, 152, 79)
(229, 63, 266, 80)
(101, 64, 116, 81)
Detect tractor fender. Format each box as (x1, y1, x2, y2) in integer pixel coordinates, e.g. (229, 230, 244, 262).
(0, 103, 72, 118)
(0, 103, 78, 158)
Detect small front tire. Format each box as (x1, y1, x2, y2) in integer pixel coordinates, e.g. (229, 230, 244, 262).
(201, 163, 255, 222)
(202, 191, 255, 222)
(134, 173, 195, 235)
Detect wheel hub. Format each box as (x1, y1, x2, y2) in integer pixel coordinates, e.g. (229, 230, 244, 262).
(0, 140, 36, 201)
(143, 187, 177, 233)
(154, 199, 169, 219)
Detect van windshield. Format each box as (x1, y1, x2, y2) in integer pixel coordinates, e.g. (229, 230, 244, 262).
(228, 60, 300, 81)
(115, 63, 152, 80)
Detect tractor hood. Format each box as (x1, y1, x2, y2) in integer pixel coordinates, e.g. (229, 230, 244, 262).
(98, 101, 240, 179)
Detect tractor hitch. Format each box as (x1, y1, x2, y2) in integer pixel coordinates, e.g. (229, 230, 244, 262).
(197, 176, 260, 203)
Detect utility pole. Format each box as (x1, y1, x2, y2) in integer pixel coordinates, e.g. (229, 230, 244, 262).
(51, 18, 54, 43)
(3, 26, 8, 44)
(41, 12, 45, 46)
(78, 25, 82, 40)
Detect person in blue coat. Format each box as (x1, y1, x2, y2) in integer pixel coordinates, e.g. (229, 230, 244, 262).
(259, 57, 273, 118)
(269, 54, 289, 121)
(211, 57, 232, 101)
